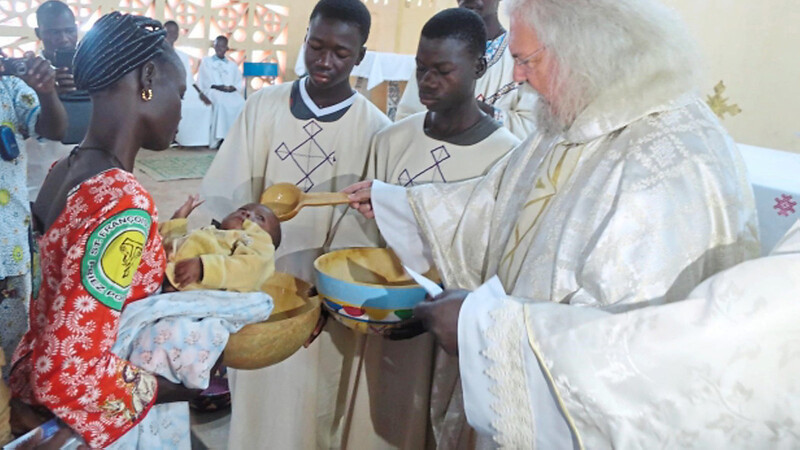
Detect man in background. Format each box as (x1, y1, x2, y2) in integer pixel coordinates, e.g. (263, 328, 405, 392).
(35, 0, 78, 96)
(196, 35, 244, 148)
(26, 0, 78, 200)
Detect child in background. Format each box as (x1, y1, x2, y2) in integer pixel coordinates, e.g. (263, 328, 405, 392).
(160, 195, 282, 292)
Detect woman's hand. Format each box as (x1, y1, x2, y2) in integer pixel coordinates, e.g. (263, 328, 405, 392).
(155, 375, 202, 404)
(387, 289, 470, 355)
(342, 180, 374, 219)
(303, 308, 328, 348)
(13, 426, 87, 450)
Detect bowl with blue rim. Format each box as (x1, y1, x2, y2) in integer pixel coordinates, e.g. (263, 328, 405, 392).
(314, 248, 440, 335)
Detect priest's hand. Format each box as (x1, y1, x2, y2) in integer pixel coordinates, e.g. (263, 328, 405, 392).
(343, 180, 374, 219)
(387, 289, 469, 355)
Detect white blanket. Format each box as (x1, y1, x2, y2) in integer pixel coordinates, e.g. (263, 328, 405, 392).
(106, 290, 273, 449)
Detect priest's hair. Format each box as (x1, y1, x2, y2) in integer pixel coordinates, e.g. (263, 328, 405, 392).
(74, 12, 178, 93)
(309, 0, 372, 45)
(421, 8, 487, 59)
(506, 0, 701, 128)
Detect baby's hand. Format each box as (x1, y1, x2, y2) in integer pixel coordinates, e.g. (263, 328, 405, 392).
(172, 194, 204, 219)
(174, 257, 203, 288)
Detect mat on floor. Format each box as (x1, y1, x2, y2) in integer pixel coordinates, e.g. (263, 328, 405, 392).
(136, 152, 216, 181)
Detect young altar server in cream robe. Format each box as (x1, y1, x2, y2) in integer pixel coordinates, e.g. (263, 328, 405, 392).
(394, 0, 538, 140)
(371, 9, 519, 187)
(201, 1, 392, 448)
(196, 36, 244, 148)
(345, 0, 761, 446)
(343, 10, 521, 449)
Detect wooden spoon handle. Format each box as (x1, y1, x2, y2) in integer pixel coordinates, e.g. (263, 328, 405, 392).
(302, 192, 352, 206)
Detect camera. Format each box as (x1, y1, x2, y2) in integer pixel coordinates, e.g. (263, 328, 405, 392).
(0, 57, 27, 77)
(53, 48, 75, 70)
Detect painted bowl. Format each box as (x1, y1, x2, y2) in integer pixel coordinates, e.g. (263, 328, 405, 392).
(223, 272, 321, 369)
(313, 248, 439, 335)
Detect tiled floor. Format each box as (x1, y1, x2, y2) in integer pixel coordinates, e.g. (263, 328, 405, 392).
(134, 146, 232, 449)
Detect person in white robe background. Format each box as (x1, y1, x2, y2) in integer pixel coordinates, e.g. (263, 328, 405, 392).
(201, 1, 393, 448)
(196, 35, 244, 148)
(345, 0, 761, 446)
(395, 0, 539, 141)
(164, 20, 212, 147)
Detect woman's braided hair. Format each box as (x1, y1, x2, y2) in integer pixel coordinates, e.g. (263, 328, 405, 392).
(74, 12, 168, 93)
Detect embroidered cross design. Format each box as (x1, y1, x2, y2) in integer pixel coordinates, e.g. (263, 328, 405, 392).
(274, 120, 335, 192)
(774, 194, 797, 217)
(397, 145, 451, 187)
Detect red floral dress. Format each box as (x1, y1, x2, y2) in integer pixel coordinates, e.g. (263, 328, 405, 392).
(9, 169, 166, 448)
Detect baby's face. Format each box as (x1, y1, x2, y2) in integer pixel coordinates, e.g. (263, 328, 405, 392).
(220, 203, 282, 247)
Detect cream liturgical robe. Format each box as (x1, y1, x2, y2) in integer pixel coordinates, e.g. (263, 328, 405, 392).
(460, 220, 800, 448)
(202, 78, 392, 450)
(371, 112, 520, 185)
(196, 55, 245, 143)
(374, 90, 760, 447)
(396, 33, 538, 140)
(337, 112, 520, 450)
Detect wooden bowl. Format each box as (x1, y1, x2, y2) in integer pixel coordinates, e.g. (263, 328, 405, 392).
(223, 273, 321, 369)
(314, 248, 439, 335)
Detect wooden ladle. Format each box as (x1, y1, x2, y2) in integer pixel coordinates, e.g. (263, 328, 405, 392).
(260, 182, 351, 221)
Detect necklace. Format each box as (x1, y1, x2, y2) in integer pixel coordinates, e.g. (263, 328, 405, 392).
(70, 146, 127, 170)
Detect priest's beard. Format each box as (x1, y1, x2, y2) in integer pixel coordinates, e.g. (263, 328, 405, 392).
(534, 98, 569, 138)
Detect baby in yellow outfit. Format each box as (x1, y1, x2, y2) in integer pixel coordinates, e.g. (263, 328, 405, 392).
(159, 195, 282, 292)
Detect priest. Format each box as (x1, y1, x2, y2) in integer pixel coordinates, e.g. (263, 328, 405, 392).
(345, 0, 760, 446)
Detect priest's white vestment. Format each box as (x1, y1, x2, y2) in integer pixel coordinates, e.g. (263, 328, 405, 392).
(458, 219, 800, 448)
(373, 90, 761, 448)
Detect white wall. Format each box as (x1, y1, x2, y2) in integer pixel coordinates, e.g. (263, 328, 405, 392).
(660, 0, 799, 153)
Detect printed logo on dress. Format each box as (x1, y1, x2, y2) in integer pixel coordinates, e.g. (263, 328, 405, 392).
(82, 209, 151, 310)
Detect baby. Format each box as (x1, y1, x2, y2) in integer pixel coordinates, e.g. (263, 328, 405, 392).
(159, 195, 282, 292)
